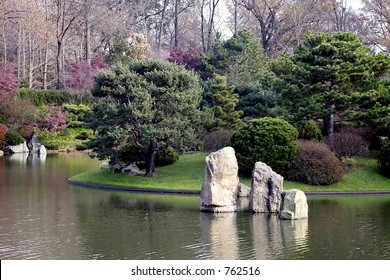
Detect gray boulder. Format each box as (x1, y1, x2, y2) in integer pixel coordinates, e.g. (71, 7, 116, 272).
(279, 189, 308, 220)
(38, 145, 47, 155)
(249, 161, 284, 213)
(200, 147, 239, 213)
(100, 162, 110, 169)
(28, 134, 42, 153)
(121, 164, 145, 176)
(0, 150, 3, 157)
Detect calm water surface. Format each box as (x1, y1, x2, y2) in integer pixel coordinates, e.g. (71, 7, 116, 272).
(1, 153, 390, 260)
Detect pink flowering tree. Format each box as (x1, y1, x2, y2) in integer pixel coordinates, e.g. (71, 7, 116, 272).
(40, 104, 69, 132)
(0, 62, 19, 102)
(65, 58, 108, 91)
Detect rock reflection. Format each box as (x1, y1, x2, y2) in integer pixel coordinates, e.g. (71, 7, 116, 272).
(200, 212, 239, 259)
(250, 214, 309, 259)
(280, 218, 309, 252)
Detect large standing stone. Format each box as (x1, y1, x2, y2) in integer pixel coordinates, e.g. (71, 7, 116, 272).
(279, 189, 308, 220)
(27, 134, 42, 153)
(200, 147, 239, 212)
(249, 162, 283, 213)
(38, 145, 47, 155)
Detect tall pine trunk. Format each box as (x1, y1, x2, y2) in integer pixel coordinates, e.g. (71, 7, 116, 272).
(145, 141, 158, 177)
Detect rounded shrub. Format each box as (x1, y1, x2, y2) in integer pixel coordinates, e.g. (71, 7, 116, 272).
(378, 141, 390, 177)
(286, 140, 343, 185)
(156, 146, 180, 167)
(229, 117, 298, 176)
(5, 130, 24, 146)
(294, 120, 323, 141)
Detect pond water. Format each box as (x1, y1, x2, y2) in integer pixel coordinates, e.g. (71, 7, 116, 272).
(1, 153, 390, 260)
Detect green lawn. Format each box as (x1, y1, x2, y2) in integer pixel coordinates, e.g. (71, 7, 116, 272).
(70, 152, 390, 193)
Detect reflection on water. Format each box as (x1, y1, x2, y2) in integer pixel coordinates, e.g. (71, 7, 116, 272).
(200, 213, 239, 259)
(1, 154, 390, 260)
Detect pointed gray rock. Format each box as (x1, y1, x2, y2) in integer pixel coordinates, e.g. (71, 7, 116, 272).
(200, 147, 239, 212)
(249, 161, 283, 213)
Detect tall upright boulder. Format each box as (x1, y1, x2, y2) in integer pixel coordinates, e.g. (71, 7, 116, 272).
(249, 161, 283, 213)
(279, 189, 308, 220)
(200, 147, 239, 213)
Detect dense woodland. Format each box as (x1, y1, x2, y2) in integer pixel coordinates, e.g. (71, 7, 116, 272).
(2, 0, 390, 182)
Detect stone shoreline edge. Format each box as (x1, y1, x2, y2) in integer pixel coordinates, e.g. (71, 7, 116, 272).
(68, 179, 390, 196)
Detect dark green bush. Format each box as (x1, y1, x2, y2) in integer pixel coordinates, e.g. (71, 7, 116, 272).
(294, 120, 323, 141)
(155, 146, 180, 167)
(75, 130, 94, 141)
(229, 117, 298, 176)
(76, 143, 89, 151)
(286, 140, 343, 185)
(5, 130, 24, 146)
(378, 141, 390, 177)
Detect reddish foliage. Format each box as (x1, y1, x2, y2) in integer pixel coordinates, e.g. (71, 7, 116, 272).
(327, 127, 369, 159)
(40, 104, 68, 132)
(168, 47, 203, 71)
(0, 62, 19, 102)
(65, 58, 109, 91)
(0, 123, 9, 148)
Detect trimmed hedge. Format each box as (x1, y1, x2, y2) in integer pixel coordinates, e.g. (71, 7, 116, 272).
(229, 117, 298, 176)
(16, 88, 94, 106)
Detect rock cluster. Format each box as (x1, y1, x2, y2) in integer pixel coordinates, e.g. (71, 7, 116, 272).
(4, 134, 47, 156)
(200, 147, 308, 220)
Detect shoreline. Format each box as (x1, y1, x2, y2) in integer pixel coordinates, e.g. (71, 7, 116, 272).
(68, 179, 390, 196)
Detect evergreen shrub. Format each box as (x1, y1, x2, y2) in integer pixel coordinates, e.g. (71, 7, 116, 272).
(155, 146, 180, 167)
(286, 140, 343, 185)
(5, 130, 24, 146)
(16, 88, 93, 106)
(378, 141, 390, 177)
(229, 117, 298, 176)
(294, 120, 323, 141)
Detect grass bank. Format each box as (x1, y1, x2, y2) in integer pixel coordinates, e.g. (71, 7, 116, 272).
(69, 152, 390, 193)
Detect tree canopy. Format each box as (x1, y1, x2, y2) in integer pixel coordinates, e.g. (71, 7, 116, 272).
(271, 31, 390, 138)
(89, 60, 208, 176)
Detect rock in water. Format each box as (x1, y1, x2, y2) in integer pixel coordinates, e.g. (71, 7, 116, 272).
(200, 147, 239, 212)
(38, 145, 47, 155)
(7, 141, 29, 154)
(249, 162, 283, 213)
(279, 189, 308, 220)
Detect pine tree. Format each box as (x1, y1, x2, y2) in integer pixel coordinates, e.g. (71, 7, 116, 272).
(209, 75, 243, 130)
(272, 32, 390, 139)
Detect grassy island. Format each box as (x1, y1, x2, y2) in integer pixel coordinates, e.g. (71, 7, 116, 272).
(69, 152, 390, 194)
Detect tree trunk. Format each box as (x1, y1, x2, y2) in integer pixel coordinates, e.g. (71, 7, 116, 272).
(145, 141, 158, 177)
(56, 41, 63, 89)
(324, 103, 335, 146)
